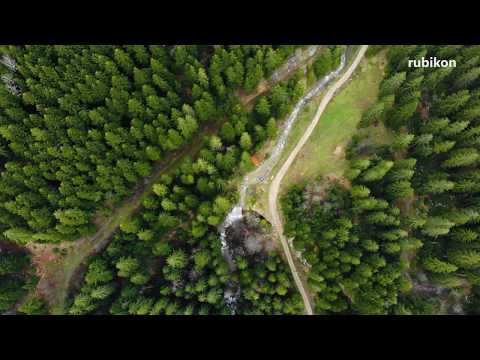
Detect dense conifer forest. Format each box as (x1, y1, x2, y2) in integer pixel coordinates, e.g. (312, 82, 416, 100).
(4, 44, 479, 315)
(282, 45, 480, 314)
(61, 46, 345, 315)
(0, 45, 348, 314)
(0, 45, 300, 244)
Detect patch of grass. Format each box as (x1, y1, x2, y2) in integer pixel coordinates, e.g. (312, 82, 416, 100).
(280, 51, 387, 193)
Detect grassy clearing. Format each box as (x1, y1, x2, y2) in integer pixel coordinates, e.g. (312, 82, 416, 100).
(248, 50, 387, 220)
(280, 51, 387, 193)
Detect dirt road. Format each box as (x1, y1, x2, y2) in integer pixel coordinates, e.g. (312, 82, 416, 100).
(268, 45, 369, 315)
(26, 45, 324, 314)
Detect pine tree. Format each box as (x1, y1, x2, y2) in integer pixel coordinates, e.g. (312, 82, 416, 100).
(420, 179, 455, 194)
(270, 84, 290, 118)
(421, 118, 450, 134)
(345, 168, 362, 181)
(422, 217, 455, 237)
(444, 208, 478, 226)
(3, 228, 34, 245)
(85, 259, 114, 285)
(266, 117, 277, 139)
(90, 284, 116, 300)
(177, 115, 198, 140)
(313, 48, 333, 78)
(443, 120, 470, 137)
(454, 67, 480, 90)
(240, 132, 252, 150)
(448, 249, 480, 269)
(213, 196, 231, 215)
(434, 90, 470, 116)
(119, 218, 141, 234)
(450, 228, 478, 243)
(387, 100, 418, 129)
(386, 180, 414, 199)
(361, 160, 394, 182)
(133, 67, 149, 87)
(456, 105, 480, 123)
(379, 72, 406, 97)
(423, 257, 458, 273)
(365, 211, 388, 224)
(361, 239, 380, 252)
(113, 48, 134, 75)
(116, 257, 139, 278)
(0, 253, 29, 276)
(442, 148, 479, 168)
(153, 242, 172, 257)
(166, 250, 188, 269)
(220, 122, 236, 144)
(391, 133, 415, 151)
(432, 140, 456, 154)
(194, 250, 211, 271)
(292, 81, 306, 101)
(387, 168, 414, 182)
(350, 185, 371, 198)
(255, 97, 271, 121)
(17, 296, 47, 315)
(359, 102, 385, 128)
(264, 48, 281, 75)
(209, 135, 223, 151)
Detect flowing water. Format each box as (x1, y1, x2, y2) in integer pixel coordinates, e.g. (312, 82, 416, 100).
(1, 55, 20, 96)
(219, 50, 348, 312)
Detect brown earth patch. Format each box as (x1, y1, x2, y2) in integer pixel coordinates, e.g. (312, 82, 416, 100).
(333, 145, 343, 157)
(325, 173, 351, 189)
(251, 154, 261, 167)
(417, 102, 430, 120)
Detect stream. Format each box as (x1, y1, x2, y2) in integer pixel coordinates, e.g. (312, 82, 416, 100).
(218, 49, 349, 312)
(1, 55, 20, 96)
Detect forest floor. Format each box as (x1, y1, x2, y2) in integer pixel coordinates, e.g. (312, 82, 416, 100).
(25, 45, 324, 315)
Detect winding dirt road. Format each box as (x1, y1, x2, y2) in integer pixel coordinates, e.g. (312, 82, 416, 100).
(268, 45, 369, 315)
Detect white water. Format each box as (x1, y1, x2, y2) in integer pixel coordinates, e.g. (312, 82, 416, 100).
(219, 205, 243, 271)
(1, 55, 20, 96)
(1, 55, 17, 72)
(238, 54, 347, 208)
(218, 50, 348, 311)
(238, 51, 347, 211)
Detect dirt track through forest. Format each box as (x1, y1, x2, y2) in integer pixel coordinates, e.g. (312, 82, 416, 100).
(268, 45, 369, 315)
